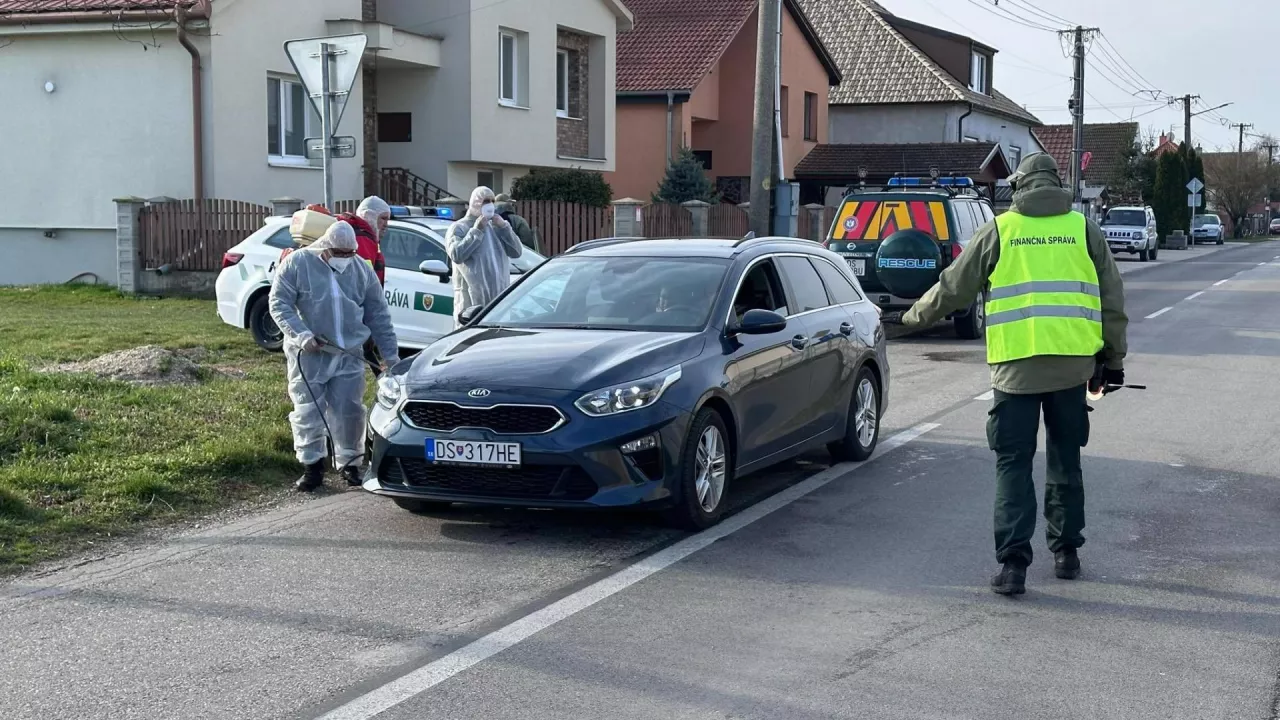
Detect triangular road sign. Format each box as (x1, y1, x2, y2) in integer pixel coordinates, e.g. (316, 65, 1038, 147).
(284, 34, 368, 132)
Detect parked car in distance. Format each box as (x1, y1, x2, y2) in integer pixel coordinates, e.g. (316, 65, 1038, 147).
(1270, 218, 1280, 236)
(1191, 214, 1225, 245)
(364, 236, 890, 529)
(1101, 206, 1159, 261)
(823, 176, 993, 339)
(215, 206, 547, 353)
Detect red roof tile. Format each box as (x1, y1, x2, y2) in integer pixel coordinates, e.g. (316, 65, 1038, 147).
(1032, 122, 1138, 188)
(0, 0, 180, 13)
(616, 0, 758, 93)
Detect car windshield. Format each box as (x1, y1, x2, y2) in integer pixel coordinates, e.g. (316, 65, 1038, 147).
(1103, 210, 1146, 226)
(402, 218, 547, 273)
(1192, 215, 1219, 228)
(479, 255, 730, 332)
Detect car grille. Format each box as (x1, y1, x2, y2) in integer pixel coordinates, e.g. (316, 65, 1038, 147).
(400, 401, 565, 435)
(379, 458, 597, 501)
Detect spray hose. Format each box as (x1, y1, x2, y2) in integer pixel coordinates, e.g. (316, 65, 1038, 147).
(293, 336, 384, 473)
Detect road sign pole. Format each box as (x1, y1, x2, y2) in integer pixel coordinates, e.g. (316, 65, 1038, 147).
(319, 42, 334, 210)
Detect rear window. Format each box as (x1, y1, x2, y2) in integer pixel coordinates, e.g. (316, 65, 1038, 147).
(263, 227, 296, 249)
(1103, 209, 1146, 226)
(828, 197, 952, 243)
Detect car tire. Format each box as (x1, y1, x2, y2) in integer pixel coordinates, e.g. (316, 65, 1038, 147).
(393, 498, 454, 514)
(1138, 247, 1150, 262)
(1149, 244, 1159, 261)
(828, 365, 881, 463)
(954, 291, 986, 340)
(248, 294, 285, 353)
(1217, 233, 1224, 245)
(663, 408, 732, 531)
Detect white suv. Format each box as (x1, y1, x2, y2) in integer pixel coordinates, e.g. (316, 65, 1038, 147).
(1101, 206, 1159, 262)
(215, 207, 546, 353)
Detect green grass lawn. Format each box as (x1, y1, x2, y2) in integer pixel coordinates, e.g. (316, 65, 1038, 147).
(0, 286, 299, 573)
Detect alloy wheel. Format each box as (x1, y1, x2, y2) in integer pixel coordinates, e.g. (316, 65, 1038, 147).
(854, 378, 878, 447)
(694, 425, 727, 512)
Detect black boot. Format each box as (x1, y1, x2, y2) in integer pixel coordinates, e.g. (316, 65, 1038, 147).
(1054, 549, 1081, 580)
(341, 465, 364, 487)
(295, 462, 325, 492)
(990, 562, 1027, 595)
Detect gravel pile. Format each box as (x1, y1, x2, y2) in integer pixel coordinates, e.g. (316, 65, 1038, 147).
(46, 346, 207, 386)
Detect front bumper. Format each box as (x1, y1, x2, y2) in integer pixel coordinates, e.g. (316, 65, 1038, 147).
(363, 386, 693, 509)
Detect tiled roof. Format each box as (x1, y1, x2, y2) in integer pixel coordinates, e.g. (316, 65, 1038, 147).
(794, 142, 1010, 181)
(616, 0, 840, 93)
(0, 0, 180, 11)
(1032, 122, 1138, 188)
(794, 0, 1041, 126)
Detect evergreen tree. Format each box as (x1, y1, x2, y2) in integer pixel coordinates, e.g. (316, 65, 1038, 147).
(1153, 151, 1189, 240)
(1184, 147, 1206, 214)
(653, 147, 718, 204)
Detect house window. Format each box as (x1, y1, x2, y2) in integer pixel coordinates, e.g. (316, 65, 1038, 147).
(692, 150, 713, 170)
(803, 92, 819, 141)
(267, 77, 319, 163)
(499, 31, 519, 104)
(970, 52, 988, 94)
(378, 113, 412, 143)
(779, 86, 789, 137)
(477, 169, 503, 193)
(1008, 144, 1022, 168)
(556, 49, 570, 117)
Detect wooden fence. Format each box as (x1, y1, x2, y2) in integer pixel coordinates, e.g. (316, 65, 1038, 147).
(643, 203, 693, 237)
(139, 199, 270, 272)
(518, 200, 614, 256)
(797, 206, 838, 242)
(708, 203, 749, 237)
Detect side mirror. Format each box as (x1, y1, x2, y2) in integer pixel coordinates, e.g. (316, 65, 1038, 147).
(420, 259, 451, 281)
(459, 304, 483, 326)
(733, 309, 787, 336)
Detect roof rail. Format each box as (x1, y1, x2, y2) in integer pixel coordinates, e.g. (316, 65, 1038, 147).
(562, 236, 642, 255)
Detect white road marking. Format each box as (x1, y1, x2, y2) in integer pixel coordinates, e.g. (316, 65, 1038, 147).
(974, 390, 995, 401)
(315, 423, 942, 720)
(1145, 307, 1173, 319)
(1185, 291, 1204, 300)
(1259, 262, 1268, 266)
(1214, 279, 1229, 286)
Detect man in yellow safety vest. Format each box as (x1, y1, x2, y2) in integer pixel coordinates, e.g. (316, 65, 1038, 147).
(903, 153, 1128, 595)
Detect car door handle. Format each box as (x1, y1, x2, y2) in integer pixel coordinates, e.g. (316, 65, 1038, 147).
(791, 335, 809, 350)
(839, 322, 854, 336)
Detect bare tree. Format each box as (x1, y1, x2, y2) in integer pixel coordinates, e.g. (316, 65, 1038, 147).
(1204, 149, 1268, 233)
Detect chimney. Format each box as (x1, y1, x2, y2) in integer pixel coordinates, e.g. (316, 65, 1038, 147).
(1158, 133, 1167, 145)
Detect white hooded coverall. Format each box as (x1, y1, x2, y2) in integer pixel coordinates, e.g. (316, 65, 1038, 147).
(445, 186, 523, 326)
(269, 222, 398, 467)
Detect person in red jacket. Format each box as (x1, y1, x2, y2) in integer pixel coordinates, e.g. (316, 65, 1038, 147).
(337, 197, 390, 286)
(336, 196, 392, 376)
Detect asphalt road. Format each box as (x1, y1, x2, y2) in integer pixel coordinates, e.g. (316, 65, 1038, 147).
(3, 241, 1279, 720)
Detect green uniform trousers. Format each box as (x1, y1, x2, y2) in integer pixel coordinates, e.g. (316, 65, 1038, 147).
(986, 384, 1090, 567)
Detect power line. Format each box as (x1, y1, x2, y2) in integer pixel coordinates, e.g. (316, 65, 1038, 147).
(963, 0, 1059, 32)
(1004, 0, 1075, 26)
(1096, 33, 1162, 95)
(1091, 42, 1159, 98)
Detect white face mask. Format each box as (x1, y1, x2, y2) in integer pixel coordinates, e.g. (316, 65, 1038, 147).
(481, 203, 496, 218)
(328, 256, 354, 273)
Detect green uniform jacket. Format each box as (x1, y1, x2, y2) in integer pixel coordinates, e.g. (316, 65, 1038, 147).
(902, 178, 1128, 394)
(497, 204, 540, 254)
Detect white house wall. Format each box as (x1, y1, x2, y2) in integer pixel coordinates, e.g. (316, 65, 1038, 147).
(205, 0, 366, 206)
(375, 0, 473, 195)
(946, 106, 1043, 167)
(828, 104, 953, 145)
(0, 31, 195, 230)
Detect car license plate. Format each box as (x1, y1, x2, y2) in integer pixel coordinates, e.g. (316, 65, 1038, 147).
(426, 438, 521, 467)
(846, 258, 866, 276)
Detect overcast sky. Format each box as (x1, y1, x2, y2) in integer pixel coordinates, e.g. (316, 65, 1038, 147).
(876, 0, 1276, 152)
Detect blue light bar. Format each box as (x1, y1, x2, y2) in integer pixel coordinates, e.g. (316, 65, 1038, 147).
(886, 177, 924, 187)
(389, 205, 410, 218)
(435, 207, 453, 218)
(886, 176, 975, 188)
(936, 177, 974, 187)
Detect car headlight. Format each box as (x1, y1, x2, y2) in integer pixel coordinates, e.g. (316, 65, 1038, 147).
(1132, 231, 1144, 239)
(575, 366, 682, 417)
(376, 374, 403, 409)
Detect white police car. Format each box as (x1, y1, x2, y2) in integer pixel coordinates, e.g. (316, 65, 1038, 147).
(215, 205, 546, 353)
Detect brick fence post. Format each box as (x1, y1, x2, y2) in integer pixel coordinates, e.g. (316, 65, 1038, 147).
(272, 197, 303, 217)
(114, 196, 146, 292)
(804, 203, 826, 243)
(683, 200, 710, 237)
(612, 198, 644, 237)
(438, 196, 468, 222)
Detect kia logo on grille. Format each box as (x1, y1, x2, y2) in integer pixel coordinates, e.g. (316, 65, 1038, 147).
(468, 388, 491, 398)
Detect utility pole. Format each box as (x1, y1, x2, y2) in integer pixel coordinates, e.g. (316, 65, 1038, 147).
(1059, 26, 1099, 207)
(1231, 122, 1254, 153)
(749, 0, 782, 236)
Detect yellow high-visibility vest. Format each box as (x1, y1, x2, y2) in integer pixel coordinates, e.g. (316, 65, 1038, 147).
(985, 211, 1104, 364)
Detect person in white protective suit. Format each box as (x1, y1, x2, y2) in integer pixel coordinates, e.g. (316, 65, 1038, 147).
(445, 186, 524, 327)
(268, 221, 398, 491)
